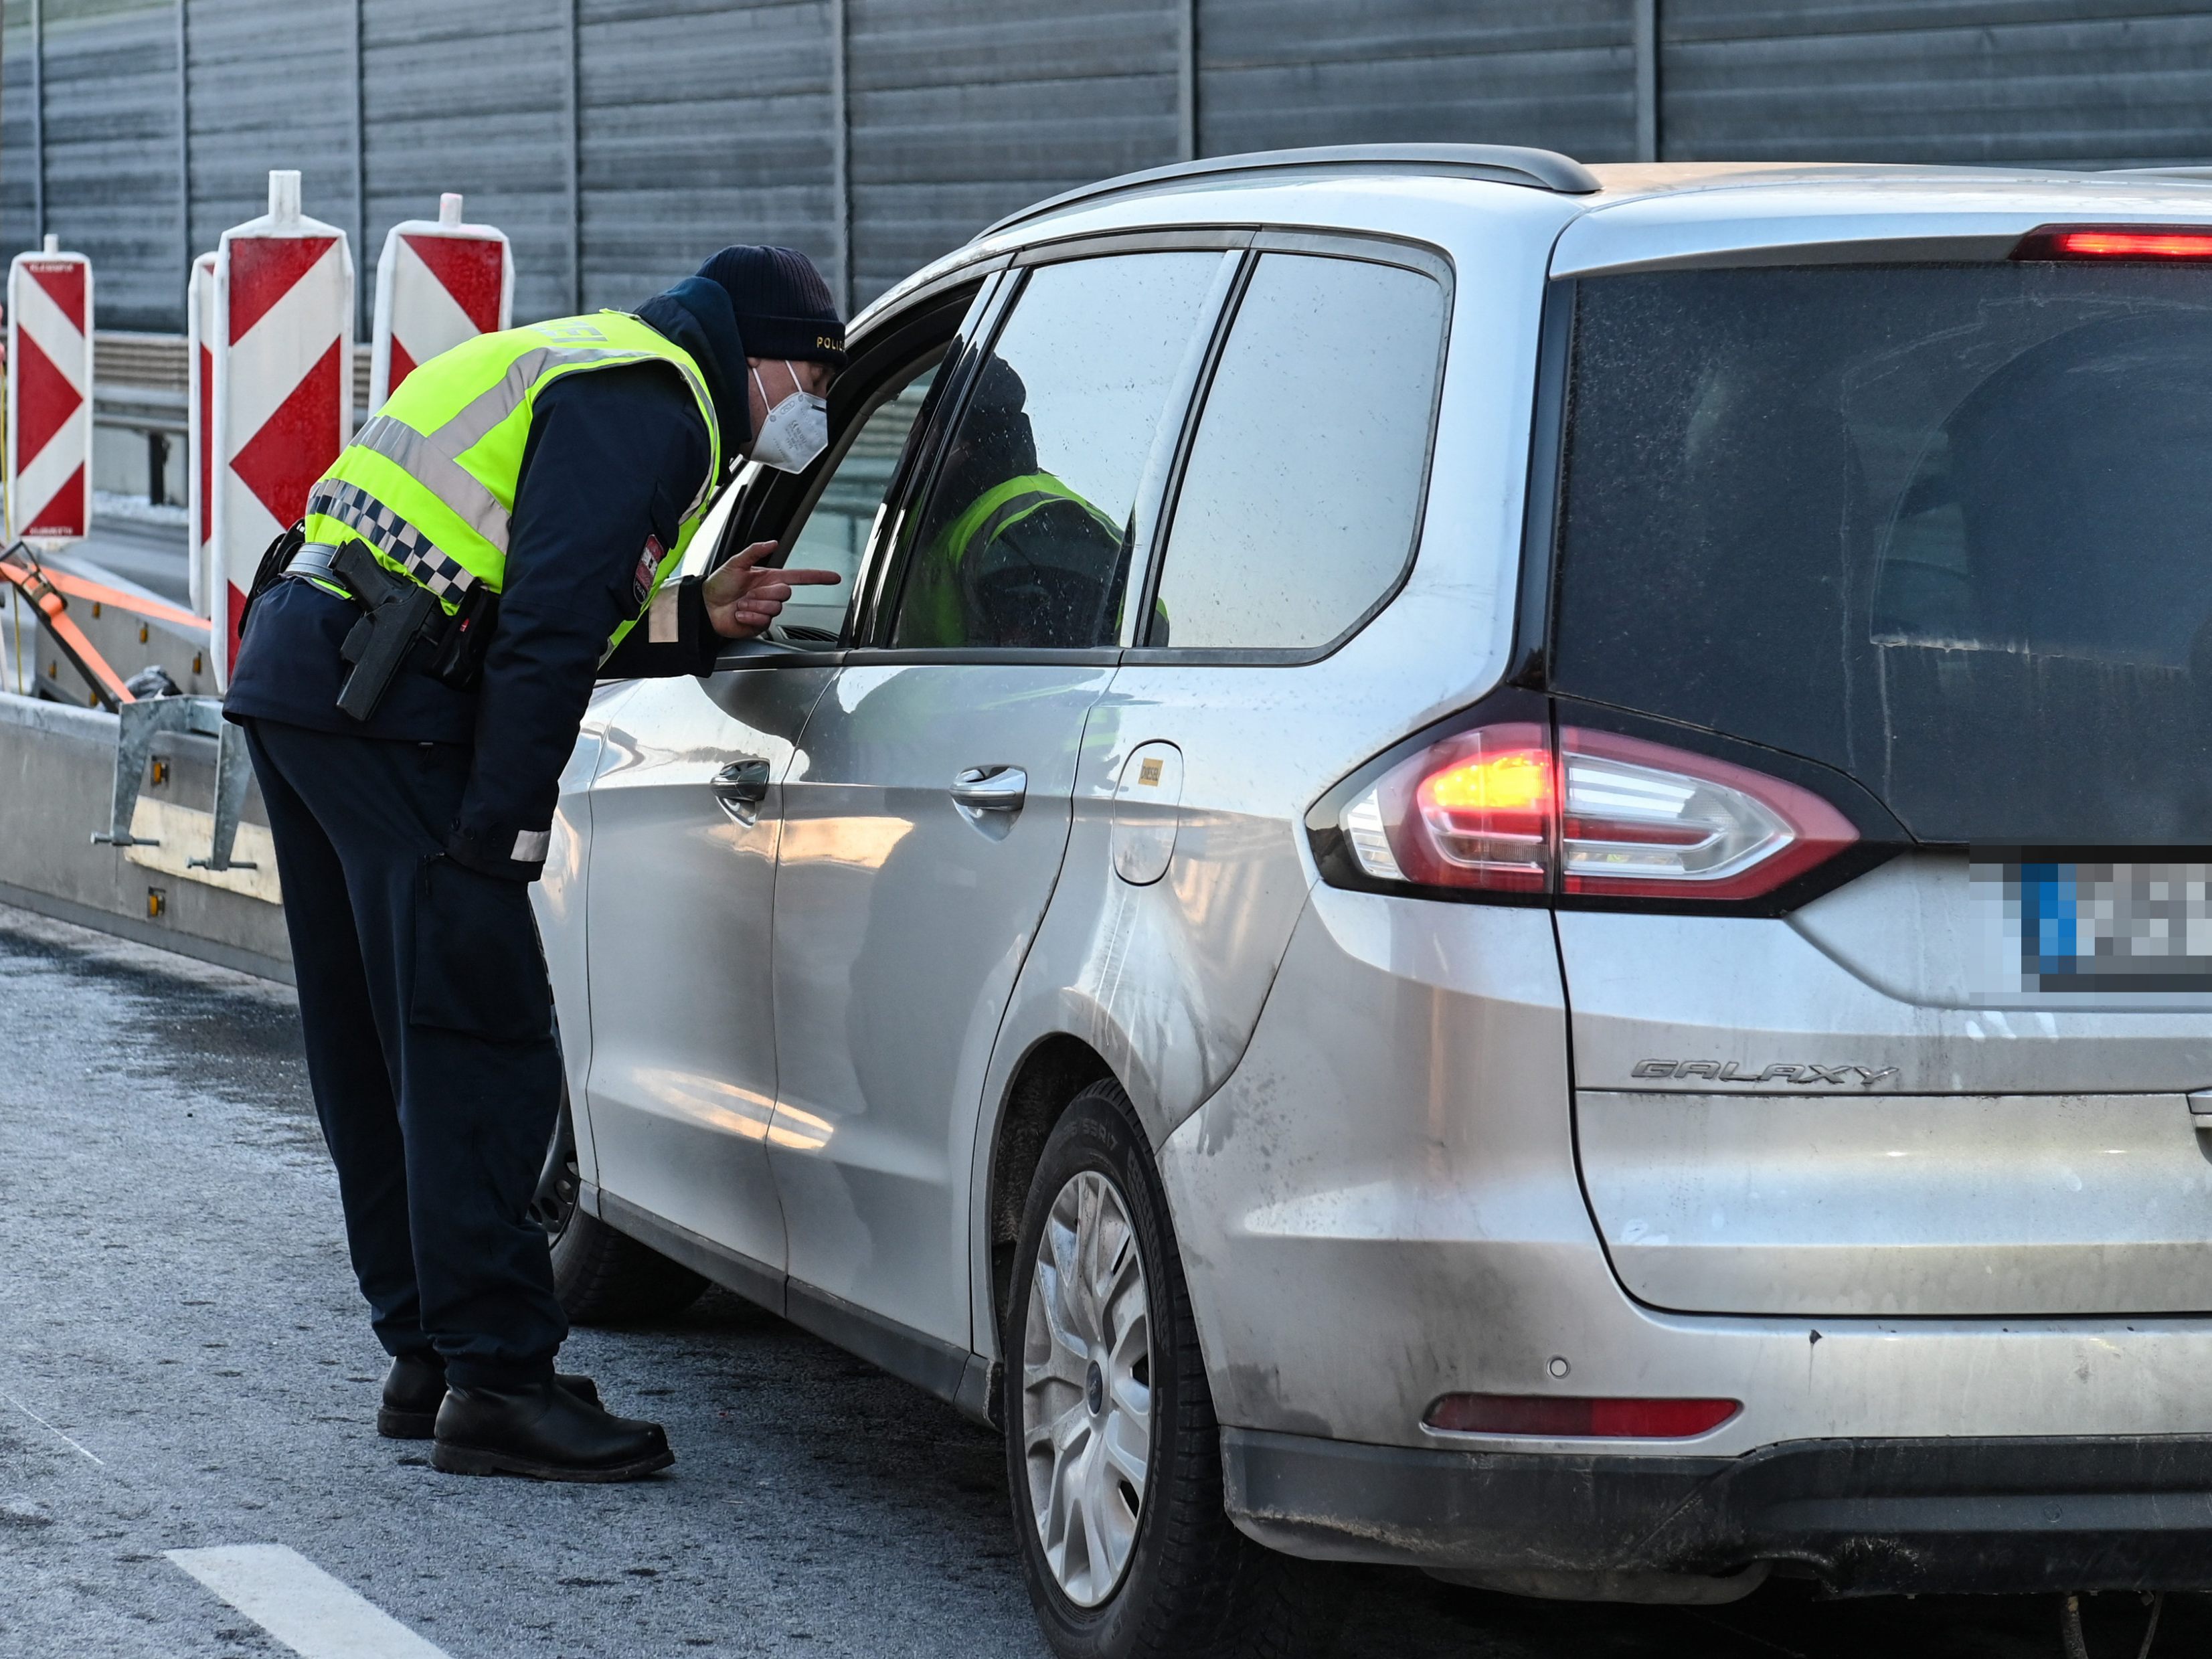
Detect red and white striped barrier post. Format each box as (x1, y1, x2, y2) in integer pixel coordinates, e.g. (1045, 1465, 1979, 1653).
(6, 234, 94, 545)
(368, 192, 512, 414)
(209, 169, 353, 686)
(186, 249, 218, 616)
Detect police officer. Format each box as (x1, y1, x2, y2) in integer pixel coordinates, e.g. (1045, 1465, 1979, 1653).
(223, 246, 845, 1482)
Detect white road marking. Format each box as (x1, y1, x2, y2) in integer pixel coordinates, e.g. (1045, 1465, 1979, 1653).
(0, 1385, 104, 1465)
(166, 1545, 452, 1659)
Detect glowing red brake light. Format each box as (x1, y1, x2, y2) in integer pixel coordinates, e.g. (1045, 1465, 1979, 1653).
(1337, 722, 1856, 901)
(2013, 224, 2212, 262)
(1425, 1393, 1739, 1438)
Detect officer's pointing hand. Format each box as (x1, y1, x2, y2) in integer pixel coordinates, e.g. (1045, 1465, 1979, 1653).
(703, 539, 842, 639)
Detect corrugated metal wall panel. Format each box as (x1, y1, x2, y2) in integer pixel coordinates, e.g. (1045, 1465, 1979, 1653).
(362, 0, 572, 327)
(577, 0, 839, 312)
(11, 2, 2212, 355)
(25, 0, 179, 330)
(185, 0, 354, 279)
(1664, 3, 2212, 168)
(0, 5, 34, 262)
(847, 0, 1181, 304)
(1197, 1, 1637, 163)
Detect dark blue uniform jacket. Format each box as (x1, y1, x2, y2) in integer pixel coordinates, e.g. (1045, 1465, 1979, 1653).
(225, 278, 752, 881)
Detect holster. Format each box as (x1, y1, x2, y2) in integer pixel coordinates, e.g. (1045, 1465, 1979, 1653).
(323, 541, 501, 721)
(331, 541, 440, 721)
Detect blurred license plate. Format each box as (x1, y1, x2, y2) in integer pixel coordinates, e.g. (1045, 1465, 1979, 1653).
(1970, 858, 2212, 995)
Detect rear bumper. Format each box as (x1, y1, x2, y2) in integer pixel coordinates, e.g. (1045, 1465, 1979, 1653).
(1222, 1427, 2212, 1595)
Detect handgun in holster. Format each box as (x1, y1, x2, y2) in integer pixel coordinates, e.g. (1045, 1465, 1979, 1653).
(331, 541, 499, 721)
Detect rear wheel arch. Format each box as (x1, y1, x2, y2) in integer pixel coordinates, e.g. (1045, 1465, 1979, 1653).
(987, 1034, 1117, 1343)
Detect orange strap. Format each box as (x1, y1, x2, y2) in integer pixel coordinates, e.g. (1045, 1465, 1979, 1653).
(37, 565, 207, 636)
(0, 554, 135, 707)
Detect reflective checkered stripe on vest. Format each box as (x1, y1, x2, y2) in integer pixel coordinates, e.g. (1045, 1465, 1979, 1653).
(301, 311, 722, 657)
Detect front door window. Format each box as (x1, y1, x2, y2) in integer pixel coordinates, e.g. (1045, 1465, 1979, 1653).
(888, 251, 1236, 651)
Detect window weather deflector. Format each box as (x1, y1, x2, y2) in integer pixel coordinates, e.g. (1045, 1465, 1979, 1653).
(1011, 228, 1254, 266)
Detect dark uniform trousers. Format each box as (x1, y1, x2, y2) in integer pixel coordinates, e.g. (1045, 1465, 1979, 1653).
(243, 717, 568, 1389)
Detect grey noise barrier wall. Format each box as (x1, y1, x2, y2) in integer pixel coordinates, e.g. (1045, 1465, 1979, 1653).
(0, 692, 292, 983)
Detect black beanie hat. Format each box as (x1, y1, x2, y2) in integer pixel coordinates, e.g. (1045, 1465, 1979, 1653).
(696, 246, 846, 367)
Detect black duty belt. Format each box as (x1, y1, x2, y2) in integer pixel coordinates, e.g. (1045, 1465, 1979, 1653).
(283, 542, 341, 586)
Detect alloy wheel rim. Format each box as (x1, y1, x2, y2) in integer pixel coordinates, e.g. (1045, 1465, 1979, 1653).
(1021, 1168, 1153, 1607)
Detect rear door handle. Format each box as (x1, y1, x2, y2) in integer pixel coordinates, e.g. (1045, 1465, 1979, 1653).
(712, 757, 772, 821)
(951, 765, 1026, 813)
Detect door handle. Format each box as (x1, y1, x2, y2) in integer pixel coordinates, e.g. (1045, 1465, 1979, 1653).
(712, 757, 772, 822)
(951, 765, 1026, 814)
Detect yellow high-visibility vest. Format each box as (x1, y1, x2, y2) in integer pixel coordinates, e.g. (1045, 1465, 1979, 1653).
(301, 311, 722, 657)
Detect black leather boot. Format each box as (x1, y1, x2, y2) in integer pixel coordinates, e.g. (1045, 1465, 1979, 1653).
(377, 1353, 602, 1440)
(430, 1380, 673, 1482)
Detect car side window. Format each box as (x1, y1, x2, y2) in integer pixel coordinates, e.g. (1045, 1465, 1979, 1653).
(887, 251, 1231, 651)
(1146, 253, 1447, 652)
(773, 349, 947, 642)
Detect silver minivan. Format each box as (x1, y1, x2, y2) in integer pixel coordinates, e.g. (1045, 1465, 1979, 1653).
(532, 146, 2212, 1654)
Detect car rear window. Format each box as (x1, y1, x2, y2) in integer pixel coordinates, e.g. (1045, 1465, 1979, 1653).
(1550, 262, 2212, 845)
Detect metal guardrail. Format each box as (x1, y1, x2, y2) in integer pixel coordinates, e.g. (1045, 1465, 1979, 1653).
(88, 332, 372, 505)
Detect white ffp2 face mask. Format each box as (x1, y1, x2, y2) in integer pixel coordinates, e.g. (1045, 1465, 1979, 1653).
(749, 361, 829, 472)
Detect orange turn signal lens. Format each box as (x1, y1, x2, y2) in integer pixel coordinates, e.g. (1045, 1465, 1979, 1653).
(1419, 749, 1553, 816)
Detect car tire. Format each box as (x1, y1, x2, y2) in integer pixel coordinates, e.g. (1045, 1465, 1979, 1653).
(1003, 1078, 1339, 1659)
(530, 1087, 707, 1326)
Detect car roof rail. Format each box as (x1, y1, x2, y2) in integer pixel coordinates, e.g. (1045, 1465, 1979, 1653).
(979, 143, 1603, 240)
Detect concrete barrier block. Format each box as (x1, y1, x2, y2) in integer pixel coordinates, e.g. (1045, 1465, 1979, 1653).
(0, 690, 291, 982)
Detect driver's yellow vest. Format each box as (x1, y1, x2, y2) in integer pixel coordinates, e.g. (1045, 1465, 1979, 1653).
(301, 311, 722, 657)
(902, 471, 1121, 646)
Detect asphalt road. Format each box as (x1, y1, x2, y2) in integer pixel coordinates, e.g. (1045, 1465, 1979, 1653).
(0, 901, 2203, 1659)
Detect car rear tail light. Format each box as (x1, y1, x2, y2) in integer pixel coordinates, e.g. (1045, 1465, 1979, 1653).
(1341, 721, 1552, 892)
(1425, 1393, 1739, 1438)
(1337, 723, 1856, 901)
(2013, 224, 2212, 261)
